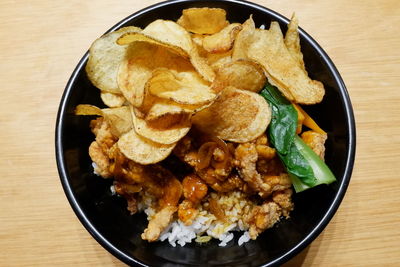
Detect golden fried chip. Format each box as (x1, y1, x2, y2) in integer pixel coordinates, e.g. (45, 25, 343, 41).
(206, 50, 232, 72)
(147, 68, 216, 105)
(284, 14, 306, 72)
(117, 42, 193, 107)
(192, 87, 271, 143)
(130, 106, 190, 145)
(75, 104, 102, 116)
(75, 105, 132, 137)
(86, 26, 141, 93)
(102, 106, 132, 137)
(100, 92, 126, 107)
(202, 23, 242, 53)
(232, 16, 257, 60)
(177, 8, 229, 34)
(212, 60, 266, 93)
(118, 129, 176, 165)
(118, 20, 215, 82)
(247, 22, 325, 104)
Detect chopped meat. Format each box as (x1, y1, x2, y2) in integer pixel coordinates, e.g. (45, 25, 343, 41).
(256, 144, 276, 159)
(142, 206, 177, 242)
(126, 196, 138, 215)
(178, 200, 199, 225)
(178, 174, 208, 225)
(263, 173, 292, 193)
(247, 201, 282, 240)
(88, 118, 118, 178)
(182, 174, 208, 203)
(209, 173, 245, 193)
(114, 181, 142, 214)
(255, 134, 268, 145)
(272, 189, 294, 218)
(90, 117, 116, 152)
(301, 130, 327, 160)
(234, 143, 271, 196)
(257, 157, 285, 176)
(89, 141, 112, 178)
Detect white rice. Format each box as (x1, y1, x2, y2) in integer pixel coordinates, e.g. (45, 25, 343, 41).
(141, 190, 254, 247)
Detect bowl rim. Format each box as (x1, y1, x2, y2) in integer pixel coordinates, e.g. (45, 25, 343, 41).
(55, 0, 356, 266)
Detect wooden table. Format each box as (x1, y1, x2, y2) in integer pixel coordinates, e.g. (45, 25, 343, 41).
(1, 0, 399, 266)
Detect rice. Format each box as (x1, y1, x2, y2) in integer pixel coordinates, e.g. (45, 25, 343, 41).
(138, 190, 254, 247)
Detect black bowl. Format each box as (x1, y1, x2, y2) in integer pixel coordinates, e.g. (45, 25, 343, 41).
(55, 0, 356, 266)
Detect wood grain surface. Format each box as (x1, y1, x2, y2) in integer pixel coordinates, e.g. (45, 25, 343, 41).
(1, 0, 399, 266)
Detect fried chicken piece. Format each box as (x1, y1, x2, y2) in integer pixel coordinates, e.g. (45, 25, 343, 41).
(182, 174, 208, 203)
(90, 117, 116, 152)
(247, 201, 282, 240)
(178, 200, 198, 225)
(256, 144, 276, 160)
(179, 174, 208, 225)
(301, 130, 327, 160)
(234, 143, 271, 196)
(257, 157, 285, 176)
(114, 182, 142, 214)
(272, 189, 294, 218)
(142, 206, 177, 242)
(89, 141, 112, 178)
(263, 173, 292, 193)
(88, 118, 117, 178)
(255, 134, 268, 145)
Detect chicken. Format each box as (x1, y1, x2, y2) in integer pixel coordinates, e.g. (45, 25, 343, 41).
(246, 201, 282, 240)
(141, 206, 177, 242)
(263, 173, 292, 193)
(88, 118, 117, 178)
(272, 189, 294, 218)
(234, 143, 271, 196)
(178, 174, 208, 225)
(301, 130, 327, 160)
(89, 141, 112, 178)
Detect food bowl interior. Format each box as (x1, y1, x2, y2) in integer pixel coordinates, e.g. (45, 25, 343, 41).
(56, 0, 354, 266)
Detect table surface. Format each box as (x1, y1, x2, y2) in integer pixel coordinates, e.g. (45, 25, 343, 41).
(1, 0, 399, 266)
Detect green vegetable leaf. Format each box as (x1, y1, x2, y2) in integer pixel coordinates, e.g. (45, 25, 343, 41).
(260, 84, 297, 154)
(260, 83, 336, 192)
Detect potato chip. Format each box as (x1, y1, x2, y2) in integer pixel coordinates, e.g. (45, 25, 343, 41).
(86, 26, 141, 93)
(117, 42, 193, 107)
(75, 105, 132, 137)
(206, 50, 232, 72)
(212, 60, 266, 93)
(232, 16, 257, 60)
(118, 20, 215, 82)
(177, 8, 229, 34)
(284, 14, 306, 72)
(145, 100, 195, 120)
(118, 129, 176, 165)
(102, 106, 132, 138)
(192, 87, 271, 143)
(75, 104, 102, 116)
(247, 22, 324, 104)
(202, 23, 242, 53)
(147, 68, 216, 105)
(130, 106, 190, 145)
(100, 92, 126, 107)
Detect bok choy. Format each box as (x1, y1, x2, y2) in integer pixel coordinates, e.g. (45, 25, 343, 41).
(260, 84, 336, 192)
